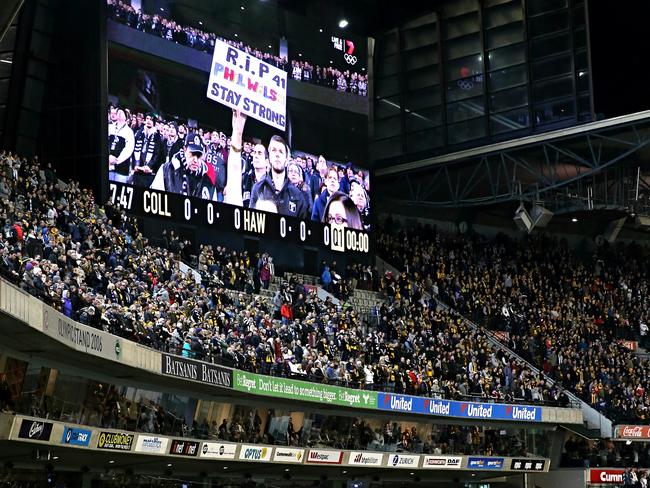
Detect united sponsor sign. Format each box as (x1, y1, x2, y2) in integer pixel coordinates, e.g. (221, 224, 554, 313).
(97, 431, 133, 451)
(387, 454, 421, 469)
(306, 449, 343, 465)
(135, 435, 168, 454)
(239, 445, 273, 462)
(200, 442, 237, 459)
(348, 451, 383, 466)
(422, 456, 462, 469)
(273, 447, 305, 463)
(376, 393, 541, 422)
(589, 469, 626, 484)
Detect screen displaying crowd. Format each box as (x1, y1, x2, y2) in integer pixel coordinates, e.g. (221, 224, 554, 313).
(107, 105, 371, 231)
(106, 0, 368, 97)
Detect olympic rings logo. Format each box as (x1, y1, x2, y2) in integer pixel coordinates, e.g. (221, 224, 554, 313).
(344, 53, 357, 65)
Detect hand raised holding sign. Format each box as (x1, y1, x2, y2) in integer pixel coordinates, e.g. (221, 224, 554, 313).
(223, 109, 247, 207)
(232, 109, 248, 138)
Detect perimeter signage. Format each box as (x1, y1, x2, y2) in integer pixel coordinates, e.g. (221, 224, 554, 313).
(233, 371, 377, 408)
(589, 469, 626, 484)
(97, 431, 134, 451)
(615, 425, 650, 439)
(18, 419, 53, 441)
(422, 456, 462, 469)
(376, 393, 541, 422)
(161, 353, 232, 388)
(467, 457, 505, 470)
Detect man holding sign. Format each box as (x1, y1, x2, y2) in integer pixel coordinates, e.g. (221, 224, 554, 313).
(224, 110, 308, 219)
(207, 39, 287, 131)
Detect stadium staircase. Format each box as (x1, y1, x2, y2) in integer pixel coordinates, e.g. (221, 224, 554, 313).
(374, 258, 613, 438)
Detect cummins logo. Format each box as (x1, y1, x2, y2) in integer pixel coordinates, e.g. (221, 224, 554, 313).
(600, 472, 623, 483)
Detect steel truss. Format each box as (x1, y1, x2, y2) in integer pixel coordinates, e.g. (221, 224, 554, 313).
(376, 112, 650, 209)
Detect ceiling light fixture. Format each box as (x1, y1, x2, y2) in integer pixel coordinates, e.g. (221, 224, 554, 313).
(338, 19, 348, 28)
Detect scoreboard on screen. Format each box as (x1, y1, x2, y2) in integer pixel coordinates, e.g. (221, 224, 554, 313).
(109, 182, 370, 254)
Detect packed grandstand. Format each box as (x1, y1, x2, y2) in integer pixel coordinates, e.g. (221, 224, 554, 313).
(2, 142, 650, 477)
(1, 146, 648, 428)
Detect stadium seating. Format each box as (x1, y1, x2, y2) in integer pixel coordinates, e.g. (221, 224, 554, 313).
(0, 150, 566, 407)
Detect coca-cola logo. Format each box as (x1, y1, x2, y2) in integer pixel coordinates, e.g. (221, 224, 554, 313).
(619, 425, 650, 438)
(623, 426, 643, 437)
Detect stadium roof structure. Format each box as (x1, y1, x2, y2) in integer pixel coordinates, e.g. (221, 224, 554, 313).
(375, 110, 650, 212)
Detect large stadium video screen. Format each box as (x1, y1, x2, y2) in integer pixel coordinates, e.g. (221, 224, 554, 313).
(105, 0, 370, 254)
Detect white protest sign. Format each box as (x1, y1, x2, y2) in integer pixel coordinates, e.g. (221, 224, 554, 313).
(206, 38, 287, 130)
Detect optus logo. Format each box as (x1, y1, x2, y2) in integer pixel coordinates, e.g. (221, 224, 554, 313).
(244, 447, 267, 460)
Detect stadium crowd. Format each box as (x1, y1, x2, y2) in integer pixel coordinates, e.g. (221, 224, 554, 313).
(0, 150, 560, 408)
(376, 220, 650, 422)
(106, 0, 368, 96)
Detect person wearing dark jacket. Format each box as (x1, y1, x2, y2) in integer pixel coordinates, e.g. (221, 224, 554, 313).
(309, 155, 328, 202)
(131, 114, 164, 188)
(204, 131, 228, 202)
(226, 110, 308, 218)
(150, 133, 212, 198)
(311, 166, 340, 222)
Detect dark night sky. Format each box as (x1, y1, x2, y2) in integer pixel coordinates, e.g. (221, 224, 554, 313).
(589, 2, 650, 118)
